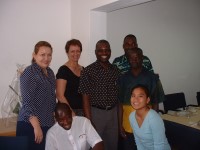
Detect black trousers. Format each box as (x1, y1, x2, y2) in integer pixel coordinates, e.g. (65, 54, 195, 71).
(118, 132, 137, 150)
(16, 121, 49, 150)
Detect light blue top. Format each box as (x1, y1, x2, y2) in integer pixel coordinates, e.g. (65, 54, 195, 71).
(129, 109, 171, 150)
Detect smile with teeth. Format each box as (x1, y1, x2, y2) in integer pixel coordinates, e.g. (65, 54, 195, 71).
(101, 56, 107, 59)
(133, 102, 139, 105)
(64, 125, 70, 129)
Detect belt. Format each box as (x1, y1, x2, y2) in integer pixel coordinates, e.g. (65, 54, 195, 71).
(91, 105, 116, 110)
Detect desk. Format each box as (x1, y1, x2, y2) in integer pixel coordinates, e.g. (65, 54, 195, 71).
(162, 108, 200, 130)
(0, 117, 17, 136)
(161, 107, 200, 150)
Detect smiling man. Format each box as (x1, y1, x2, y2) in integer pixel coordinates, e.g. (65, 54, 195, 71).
(78, 40, 121, 150)
(45, 103, 103, 150)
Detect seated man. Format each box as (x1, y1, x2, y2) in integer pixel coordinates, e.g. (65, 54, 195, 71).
(45, 103, 104, 150)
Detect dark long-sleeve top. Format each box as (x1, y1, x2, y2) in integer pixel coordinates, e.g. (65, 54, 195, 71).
(18, 63, 56, 127)
(118, 68, 165, 105)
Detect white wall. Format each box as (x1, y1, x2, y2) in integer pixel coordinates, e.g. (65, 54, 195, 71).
(0, 0, 71, 116)
(107, 0, 200, 105)
(0, 0, 117, 117)
(3, 0, 197, 116)
(71, 0, 117, 66)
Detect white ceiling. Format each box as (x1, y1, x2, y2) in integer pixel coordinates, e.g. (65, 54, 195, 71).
(93, 0, 155, 12)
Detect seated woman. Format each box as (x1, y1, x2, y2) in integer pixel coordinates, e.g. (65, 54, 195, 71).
(129, 84, 171, 150)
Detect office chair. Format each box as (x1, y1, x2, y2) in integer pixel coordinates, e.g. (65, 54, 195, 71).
(0, 136, 28, 150)
(163, 92, 187, 113)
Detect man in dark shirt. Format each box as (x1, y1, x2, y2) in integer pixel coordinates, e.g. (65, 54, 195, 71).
(113, 34, 163, 150)
(78, 40, 121, 150)
(118, 47, 165, 150)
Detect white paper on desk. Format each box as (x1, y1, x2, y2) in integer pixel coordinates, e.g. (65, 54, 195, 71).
(167, 110, 177, 116)
(188, 107, 198, 113)
(177, 111, 190, 117)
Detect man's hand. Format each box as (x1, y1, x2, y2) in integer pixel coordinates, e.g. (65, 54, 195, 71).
(119, 126, 127, 139)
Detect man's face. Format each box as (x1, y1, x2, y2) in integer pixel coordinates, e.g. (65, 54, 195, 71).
(56, 109, 73, 130)
(128, 51, 143, 69)
(95, 43, 111, 63)
(123, 38, 138, 54)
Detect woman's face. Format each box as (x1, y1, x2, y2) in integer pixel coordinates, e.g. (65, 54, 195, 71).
(130, 87, 150, 110)
(67, 45, 81, 62)
(33, 46, 52, 69)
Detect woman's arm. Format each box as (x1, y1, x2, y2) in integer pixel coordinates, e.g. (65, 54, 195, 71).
(56, 79, 70, 105)
(150, 111, 168, 150)
(56, 79, 75, 116)
(29, 116, 43, 144)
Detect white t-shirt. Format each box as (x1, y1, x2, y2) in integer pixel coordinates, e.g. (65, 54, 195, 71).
(45, 116, 102, 150)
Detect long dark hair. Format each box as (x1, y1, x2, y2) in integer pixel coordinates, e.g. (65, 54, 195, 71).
(131, 84, 150, 97)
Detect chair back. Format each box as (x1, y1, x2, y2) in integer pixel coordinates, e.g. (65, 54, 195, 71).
(0, 136, 28, 150)
(197, 92, 200, 106)
(163, 92, 187, 113)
